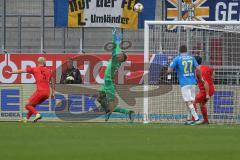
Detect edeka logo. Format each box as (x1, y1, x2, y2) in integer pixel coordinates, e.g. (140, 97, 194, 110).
(214, 91, 234, 114)
(35, 94, 98, 113)
(1, 89, 20, 111)
(0, 87, 99, 120)
(35, 93, 101, 121)
(0, 88, 21, 118)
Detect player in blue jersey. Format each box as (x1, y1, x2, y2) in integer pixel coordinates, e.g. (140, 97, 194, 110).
(168, 45, 207, 125)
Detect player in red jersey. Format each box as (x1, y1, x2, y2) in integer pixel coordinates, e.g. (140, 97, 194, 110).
(194, 56, 215, 124)
(8, 57, 55, 123)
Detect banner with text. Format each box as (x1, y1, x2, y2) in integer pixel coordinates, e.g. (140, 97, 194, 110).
(54, 0, 156, 29)
(166, 0, 240, 22)
(0, 84, 239, 123)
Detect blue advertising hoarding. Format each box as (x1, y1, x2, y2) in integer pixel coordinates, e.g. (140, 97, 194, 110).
(0, 85, 239, 122)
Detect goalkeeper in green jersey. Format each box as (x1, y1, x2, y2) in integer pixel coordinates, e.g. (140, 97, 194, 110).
(97, 28, 135, 122)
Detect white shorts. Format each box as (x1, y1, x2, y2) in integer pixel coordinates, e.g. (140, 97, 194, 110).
(181, 85, 196, 102)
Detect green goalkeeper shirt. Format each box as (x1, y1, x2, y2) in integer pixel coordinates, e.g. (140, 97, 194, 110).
(104, 56, 121, 81)
(104, 28, 122, 82)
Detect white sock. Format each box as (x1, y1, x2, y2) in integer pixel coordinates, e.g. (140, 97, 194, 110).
(189, 104, 199, 121)
(187, 110, 192, 121)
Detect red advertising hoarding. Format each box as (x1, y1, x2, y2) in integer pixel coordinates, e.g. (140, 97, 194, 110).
(0, 53, 144, 84)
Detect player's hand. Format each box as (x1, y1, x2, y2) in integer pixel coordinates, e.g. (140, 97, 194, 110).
(206, 94, 210, 100)
(5, 71, 13, 74)
(51, 91, 55, 99)
(51, 94, 55, 99)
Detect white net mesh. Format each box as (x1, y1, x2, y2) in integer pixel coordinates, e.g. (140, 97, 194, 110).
(146, 22, 240, 124)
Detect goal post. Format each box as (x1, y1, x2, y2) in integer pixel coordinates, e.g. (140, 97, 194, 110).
(144, 21, 240, 124)
(143, 21, 150, 123)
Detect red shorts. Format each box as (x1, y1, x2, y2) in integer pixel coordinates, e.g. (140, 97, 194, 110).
(195, 90, 214, 104)
(28, 90, 50, 106)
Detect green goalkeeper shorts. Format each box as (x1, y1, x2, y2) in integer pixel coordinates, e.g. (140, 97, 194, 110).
(100, 80, 116, 102)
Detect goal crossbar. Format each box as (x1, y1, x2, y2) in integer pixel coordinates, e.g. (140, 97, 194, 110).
(145, 21, 240, 26)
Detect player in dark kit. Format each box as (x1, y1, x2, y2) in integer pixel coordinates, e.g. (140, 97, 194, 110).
(8, 57, 55, 123)
(194, 56, 215, 124)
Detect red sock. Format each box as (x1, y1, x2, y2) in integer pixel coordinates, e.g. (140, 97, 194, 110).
(25, 105, 38, 115)
(26, 111, 33, 119)
(201, 105, 208, 122)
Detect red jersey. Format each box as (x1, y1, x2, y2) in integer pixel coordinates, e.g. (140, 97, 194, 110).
(26, 66, 52, 91)
(197, 65, 214, 93)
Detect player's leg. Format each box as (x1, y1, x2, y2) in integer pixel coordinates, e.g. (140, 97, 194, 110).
(189, 85, 203, 125)
(200, 89, 214, 124)
(97, 91, 114, 121)
(105, 99, 116, 122)
(192, 91, 204, 121)
(201, 90, 211, 124)
(25, 91, 49, 123)
(114, 106, 135, 122)
(101, 84, 134, 122)
(24, 91, 40, 121)
(185, 101, 200, 124)
(194, 91, 202, 110)
(97, 91, 108, 111)
(32, 93, 49, 123)
(200, 102, 209, 124)
(194, 91, 209, 124)
(181, 85, 200, 125)
(114, 106, 132, 114)
(109, 85, 134, 114)
(107, 85, 135, 122)
(105, 99, 135, 122)
(20, 102, 34, 123)
(182, 86, 193, 124)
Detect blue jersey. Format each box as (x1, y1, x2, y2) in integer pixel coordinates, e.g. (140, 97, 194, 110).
(170, 54, 199, 87)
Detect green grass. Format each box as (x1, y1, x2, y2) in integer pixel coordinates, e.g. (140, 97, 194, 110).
(0, 122, 239, 160)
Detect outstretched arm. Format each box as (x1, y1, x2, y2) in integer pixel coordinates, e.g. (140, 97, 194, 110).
(112, 27, 122, 58)
(7, 69, 26, 74)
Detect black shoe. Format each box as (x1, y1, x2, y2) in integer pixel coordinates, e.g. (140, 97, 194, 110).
(190, 119, 202, 126)
(128, 111, 135, 123)
(105, 112, 112, 122)
(184, 120, 193, 125)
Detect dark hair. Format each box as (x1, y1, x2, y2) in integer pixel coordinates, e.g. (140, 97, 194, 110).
(67, 58, 74, 64)
(179, 45, 187, 53)
(194, 56, 202, 65)
(122, 52, 128, 62)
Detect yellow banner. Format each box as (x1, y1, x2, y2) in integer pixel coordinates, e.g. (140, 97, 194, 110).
(67, 0, 139, 29)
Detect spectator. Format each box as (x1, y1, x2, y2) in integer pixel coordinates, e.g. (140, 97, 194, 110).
(60, 58, 82, 84)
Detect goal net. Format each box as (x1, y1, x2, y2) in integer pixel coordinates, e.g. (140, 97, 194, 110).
(144, 21, 240, 124)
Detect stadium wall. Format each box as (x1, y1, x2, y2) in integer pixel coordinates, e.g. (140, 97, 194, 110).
(0, 0, 164, 53)
(0, 53, 240, 123)
(0, 84, 239, 123)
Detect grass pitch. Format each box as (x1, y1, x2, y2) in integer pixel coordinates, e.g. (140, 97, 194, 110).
(0, 122, 239, 160)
